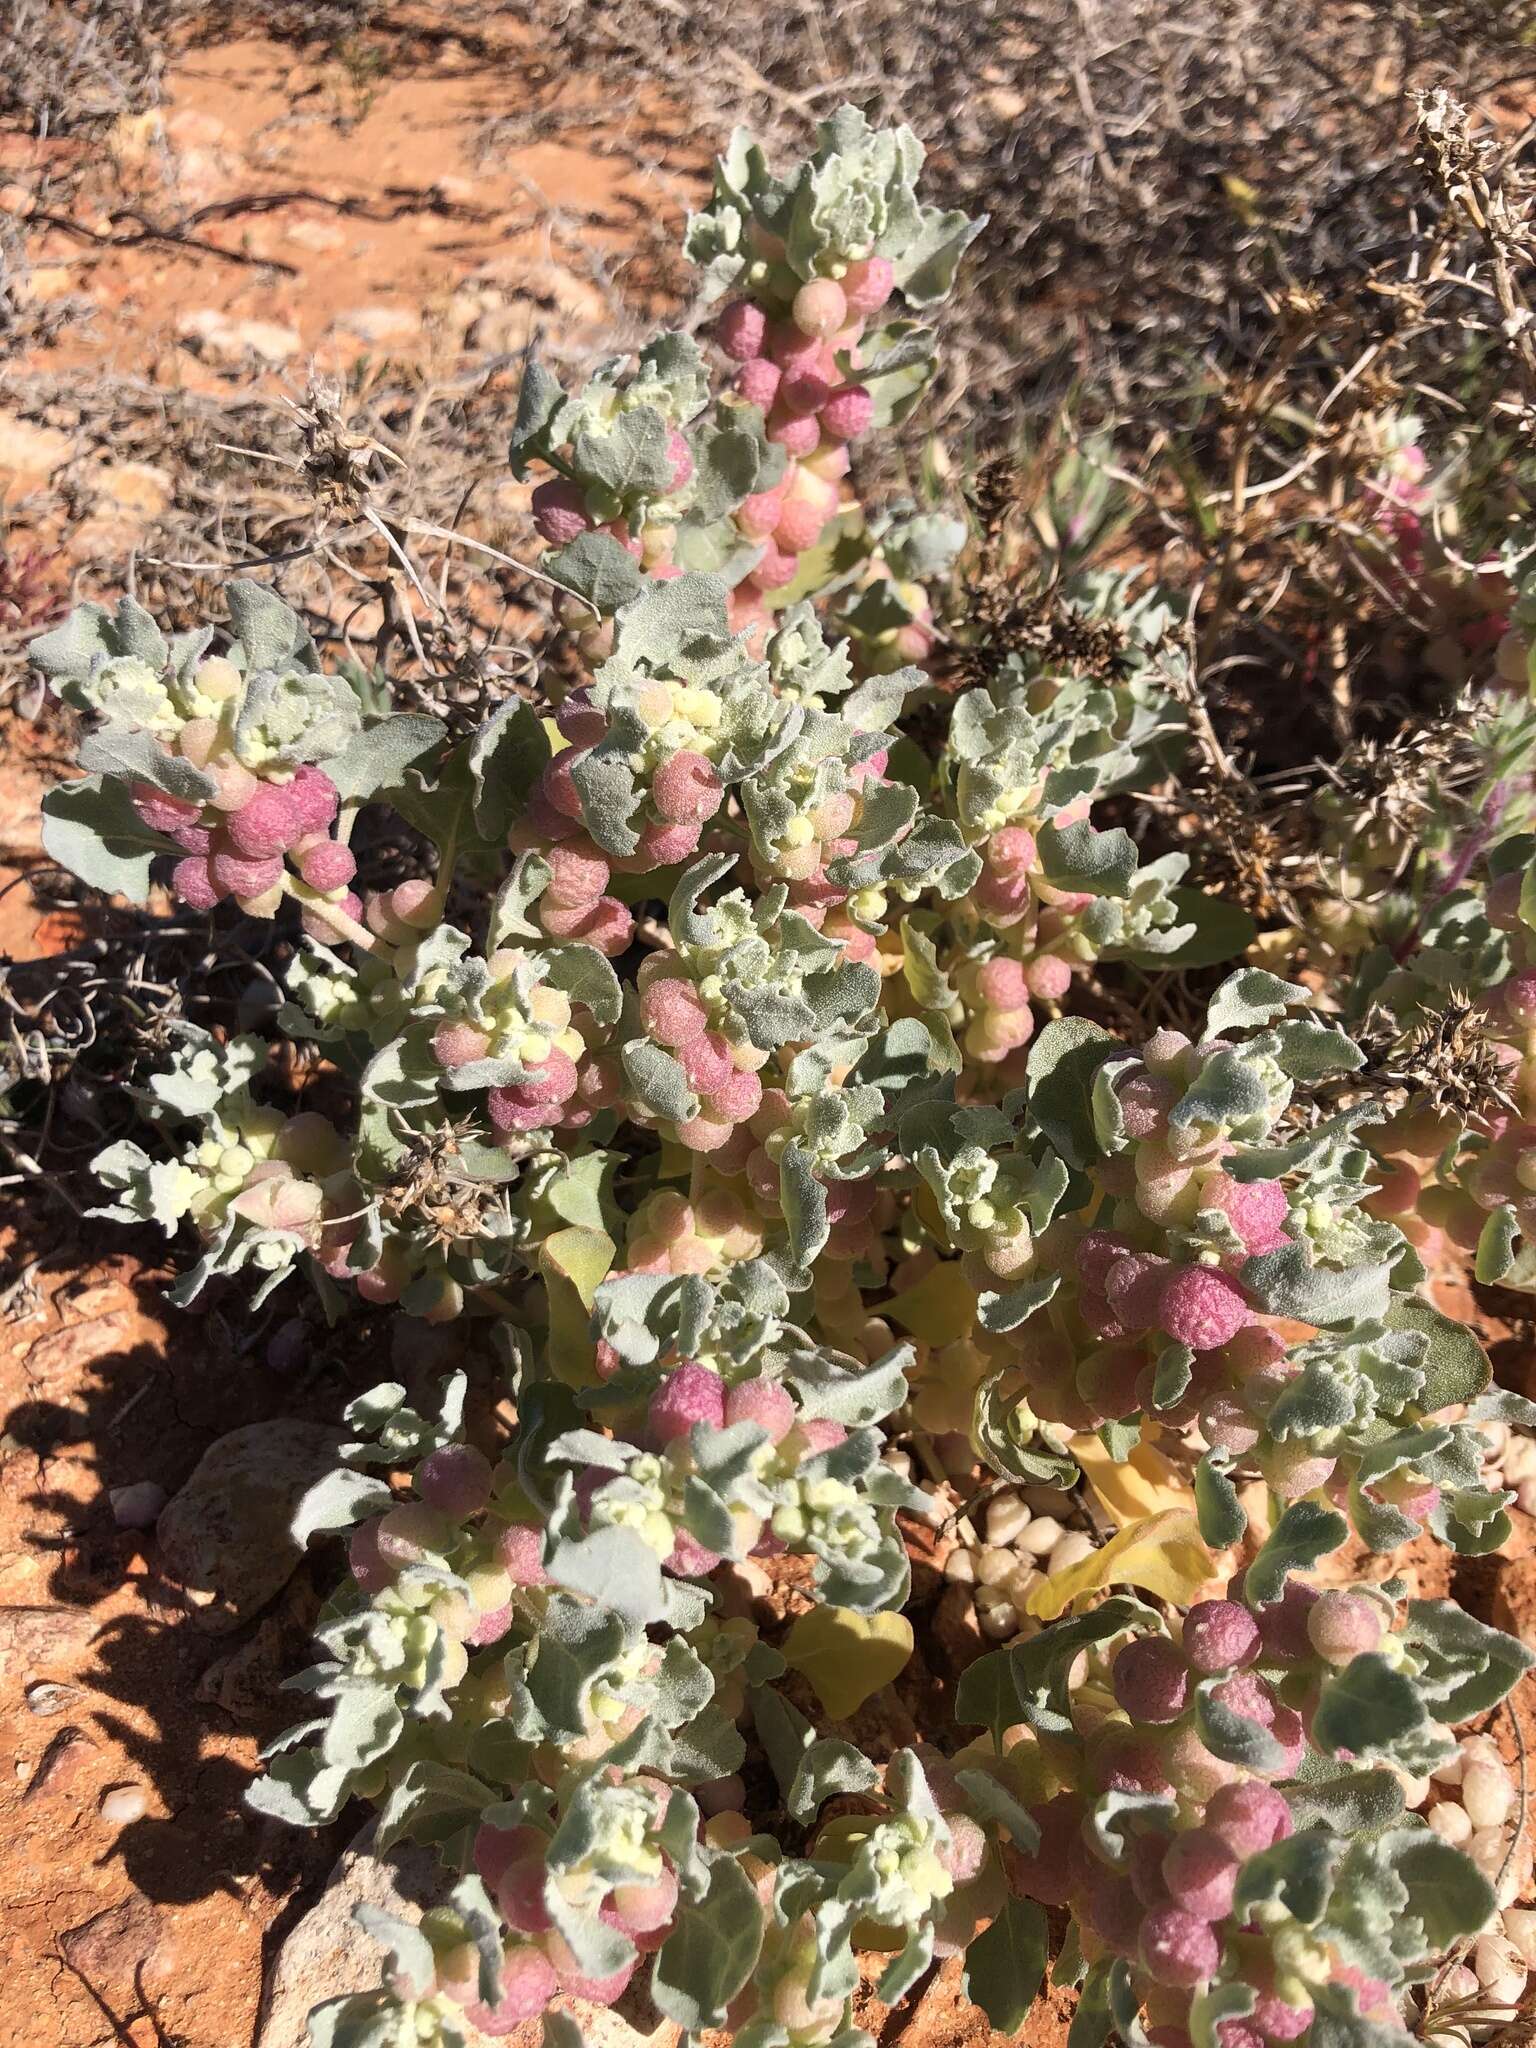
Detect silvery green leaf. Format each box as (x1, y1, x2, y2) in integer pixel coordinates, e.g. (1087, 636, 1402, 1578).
(374, 1761, 493, 1856)
(1194, 1458, 1247, 1547)
(1037, 819, 1138, 898)
(77, 721, 218, 802)
(1241, 1243, 1393, 1326)
(328, 714, 446, 805)
(41, 776, 180, 903)
(546, 1525, 665, 1627)
(752, 1686, 877, 1821)
(1002, 1597, 1150, 1740)
(30, 599, 148, 685)
(1233, 1831, 1341, 1925)
(877, 1925, 933, 2005)
(1025, 1018, 1118, 1168)
(779, 1142, 830, 1270)
(1205, 969, 1308, 1037)
(1311, 1653, 1445, 1770)
(1383, 1298, 1491, 1408)
(1398, 1599, 1535, 1720)
(622, 1040, 697, 1124)
(787, 1342, 910, 1426)
(1195, 1686, 1291, 1773)
(652, 1854, 766, 2030)
(977, 1274, 1061, 1333)
(292, 1468, 393, 1546)
(1087, 1787, 1175, 1863)
(1378, 1827, 1496, 1951)
(544, 532, 647, 614)
(953, 1768, 1040, 1852)
(1286, 1770, 1405, 1835)
(225, 582, 315, 671)
(1245, 1500, 1348, 1606)
(687, 412, 786, 522)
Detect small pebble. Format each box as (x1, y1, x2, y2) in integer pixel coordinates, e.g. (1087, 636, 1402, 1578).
(944, 1548, 976, 1584)
(1426, 1800, 1473, 1846)
(110, 1481, 167, 1531)
(984, 1492, 1031, 1546)
(24, 1681, 76, 1717)
(1018, 1514, 1065, 1556)
(978, 1603, 1017, 1641)
(1046, 1530, 1096, 1574)
(974, 1545, 1014, 1588)
(1463, 1761, 1513, 1829)
(1501, 1906, 1536, 1967)
(99, 1785, 146, 1826)
(1002, 1563, 1042, 1608)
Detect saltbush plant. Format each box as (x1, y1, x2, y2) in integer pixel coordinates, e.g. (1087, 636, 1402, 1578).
(27, 111, 1536, 2048)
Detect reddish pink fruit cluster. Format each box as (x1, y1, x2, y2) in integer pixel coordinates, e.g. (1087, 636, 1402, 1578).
(631, 956, 768, 1152)
(1004, 1587, 1388, 2029)
(510, 697, 730, 955)
(716, 261, 892, 637)
(471, 1791, 682, 2018)
(136, 765, 354, 922)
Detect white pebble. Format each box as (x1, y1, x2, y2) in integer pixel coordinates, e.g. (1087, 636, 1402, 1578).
(1431, 1747, 1467, 1786)
(1500, 1906, 1536, 1967)
(985, 1492, 1032, 1546)
(978, 1603, 1019, 1640)
(1463, 1761, 1513, 1829)
(974, 1581, 1012, 1616)
(1475, 1419, 1510, 1456)
(1002, 1564, 1043, 1608)
(1501, 1435, 1536, 1479)
(882, 1449, 912, 1479)
(1468, 1827, 1512, 1896)
(1047, 1531, 1096, 1574)
(975, 1545, 1014, 1588)
(944, 1548, 977, 1584)
(1397, 1770, 1432, 1809)
(1427, 1800, 1473, 1846)
(1517, 1474, 1536, 1516)
(99, 1785, 146, 1825)
(1018, 1515, 1065, 1557)
(1473, 1933, 1523, 1992)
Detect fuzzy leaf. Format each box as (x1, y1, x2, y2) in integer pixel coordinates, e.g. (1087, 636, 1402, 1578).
(780, 1606, 913, 1720)
(41, 777, 172, 903)
(1246, 1501, 1349, 1607)
(652, 1855, 765, 2031)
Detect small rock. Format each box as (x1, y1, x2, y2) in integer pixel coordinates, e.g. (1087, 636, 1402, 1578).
(24, 1680, 76, 1715)
(100, 1784, 147, 1825)
(156, 1420, 340, 1632)
(21, 1313, 129, 1399)
(177, 310, 301, 366)
(110, 1480, 168, 1530)
(59, 1893, 162, 1999)
(23, 1726, 93, 1802)
(285, 218, 347, 253)
(333, 304, 420, 346)
(0, 1603, 99, 1685)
